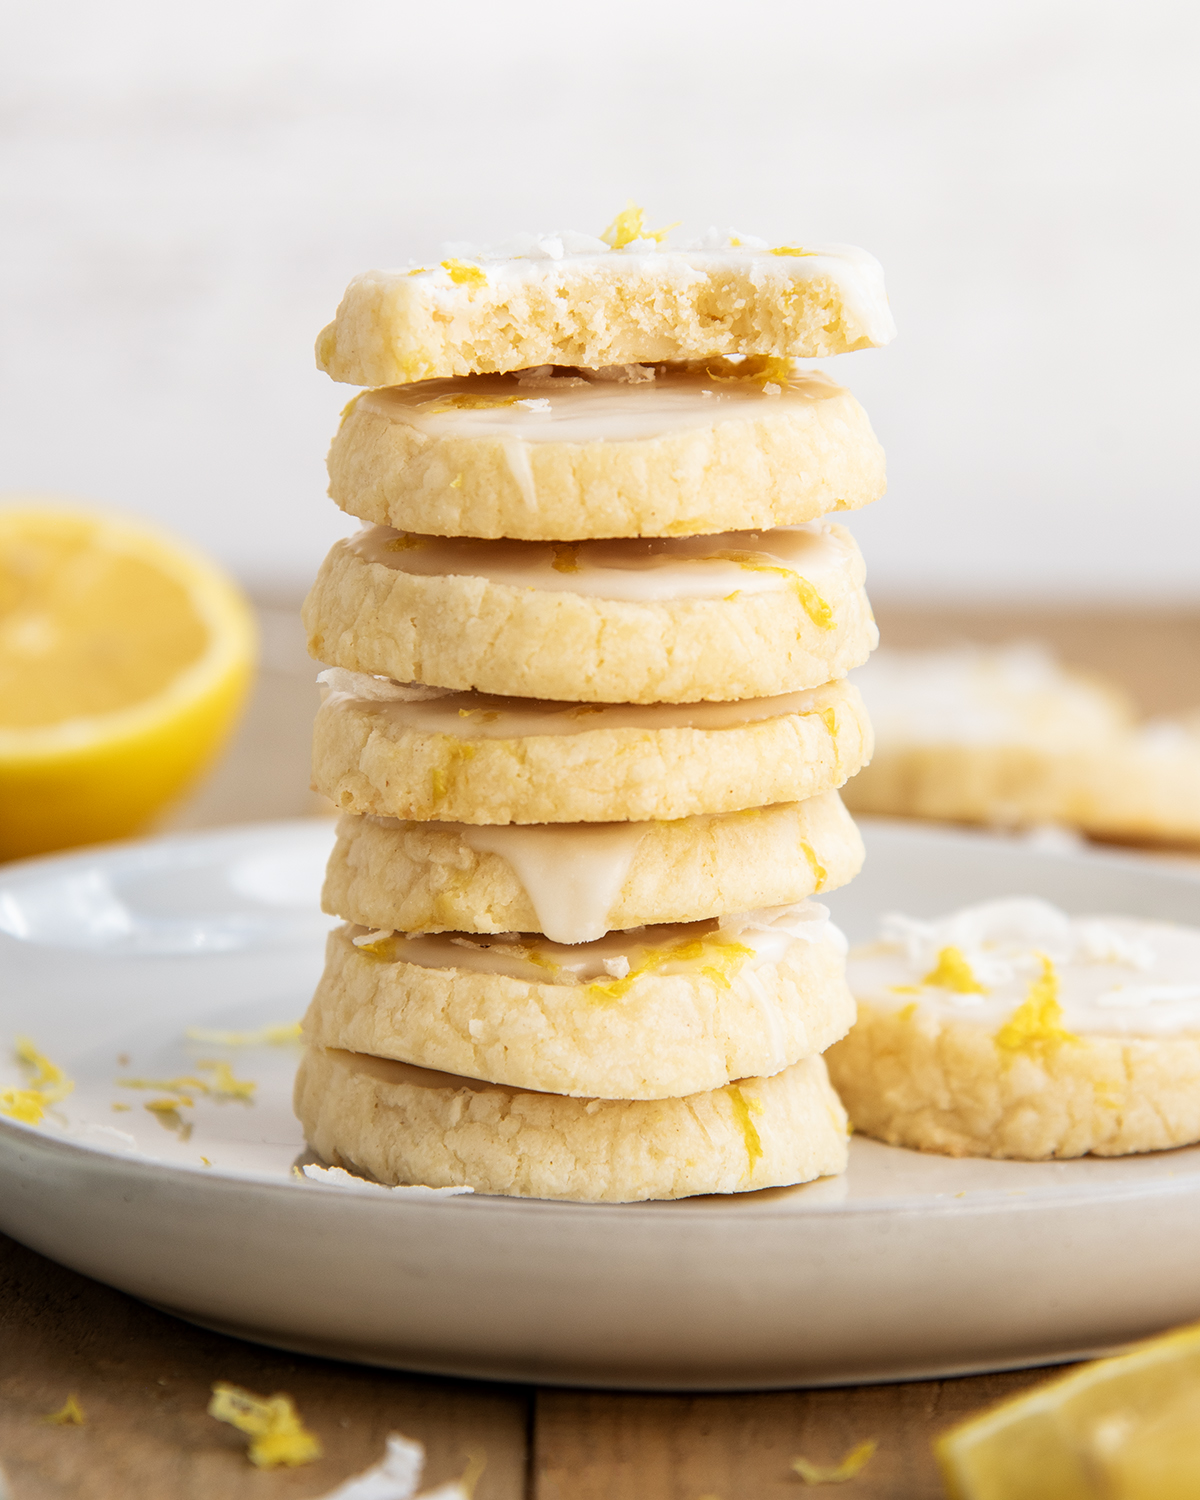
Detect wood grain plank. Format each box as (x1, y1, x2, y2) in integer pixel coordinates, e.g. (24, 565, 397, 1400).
(0, 1233, 530, 1500)
(532, 1369, 1062, 1500)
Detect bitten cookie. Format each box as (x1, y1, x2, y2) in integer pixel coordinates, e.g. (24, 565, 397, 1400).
(311, 672, 872, 824)
(304, 521, 875, 704)
(328, 365, 886, 539)
(844, 645, 1200, 847)
(304, 903, 854, 1099)
(826, 897, 1200, 1160)
(323, 791, 863, 943)
(315, 229, 895, 387)
(295, 1046, 850, 1202)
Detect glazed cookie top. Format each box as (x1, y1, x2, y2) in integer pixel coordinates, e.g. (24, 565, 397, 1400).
(316, 222, 895, 386)
(317, 667, 847, 739)
(348, 518, 856, 606)
(853, 645, 1133, 748)
(350, 363, 850, 448)
(848, 897, 1200, 1039)
(348, 898, 846, 988)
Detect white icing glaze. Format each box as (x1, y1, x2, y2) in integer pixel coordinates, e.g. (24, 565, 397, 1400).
(319, 670, 840, 739)
(416, 232, 896, 348)
(460, 822, 648, 944)
(853, 645, 1130, 748)
(349, 521, 850, 603)
(357, 367, 845, 446)
(848, 897, 1200, 1037)
(349, 900, 844, 987)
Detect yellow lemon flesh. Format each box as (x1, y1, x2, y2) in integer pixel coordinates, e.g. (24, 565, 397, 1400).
(935, 1319, 1200, 1499)
(0, 504, 256, 860)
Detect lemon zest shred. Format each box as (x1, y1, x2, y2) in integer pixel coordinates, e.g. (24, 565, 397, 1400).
(111, 1101, 131, 1112)
(406, 266, 431, 276)
(184, 1023, 301, 1046)
(1, 1088, 50, 1124)
(704, 355, 794, 387)
(385, 534, 425, 552)
(146, 1096, 193, 1112)
(724, 1085, 764, 1173)
(450, 473, 463, 489)
(2, 1038, 74, 1122)
(995, 956, 1079, 1056)
(431, 741, 476, 806)
(771, 244, 819, 258)
(42, 1394, 86, 1427)
(198, 1060, 256, 1101)
(551, 545, 580, 574)
(799, 839, 827, 891)
(792, 1437, 877, 1483)
(207, 1382, 322, 1470)
(922, 946, 988, 995)
(426, 392, 519, 414)
(897, 1001, 919, 1021)
(705, 551, 833, 629)
(890, 985, 921, 996)
(600, 200, 677, 249)
(441, 258, 487, 288)
(118, 1075, 209, 1094)
(587, 934, 755, 1002)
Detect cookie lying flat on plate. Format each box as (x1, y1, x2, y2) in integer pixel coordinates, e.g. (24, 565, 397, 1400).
(323, 792, 863, 943)
(826, 897, 1200, 1160)
(315, 229, 895, 388)
(312, 672, 872, 825)
(328, 365, 886, 540)
(295, 1045, 849, 1202)
(304, 903, 853, 1099)
(844, 644, 1200, 847)
(304, 521, 875, 704)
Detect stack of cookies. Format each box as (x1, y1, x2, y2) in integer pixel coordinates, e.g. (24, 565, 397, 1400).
(295, 220, 895, 1202)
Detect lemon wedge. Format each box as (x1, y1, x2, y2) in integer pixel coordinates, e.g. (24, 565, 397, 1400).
(0, 503, 256, 859)
(935, 1319, 1200, 1499)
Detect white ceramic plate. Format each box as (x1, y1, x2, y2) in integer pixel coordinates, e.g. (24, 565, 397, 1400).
(2, 818, 1200, 1391)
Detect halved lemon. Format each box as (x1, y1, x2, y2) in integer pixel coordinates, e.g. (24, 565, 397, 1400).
(0, 502, 256, 860)
(935, 1319, 1200, 1499)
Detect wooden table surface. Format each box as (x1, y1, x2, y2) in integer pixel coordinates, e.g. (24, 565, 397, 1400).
(4, 604, 1199, 1500)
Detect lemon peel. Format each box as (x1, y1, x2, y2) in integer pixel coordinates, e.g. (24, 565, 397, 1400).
(995, 956, 1079, 1056)
(771, 245, 819, 258)
(551, 545, 580, 574)
(208, 1382, 322, 1470)
(184, 1023, 301, 1046)
(707, 551, 834, 630)
(600, 200, 677, 249)
(799, 839, 827, 890)
(42, 1394, 86, 1427)
(923, 946, 988, 995)
(118, 1075, 208, 1095)
(586, 933, 755, 1002)
(441, 259, 487, 288)
(792, 1438, 877, 1483)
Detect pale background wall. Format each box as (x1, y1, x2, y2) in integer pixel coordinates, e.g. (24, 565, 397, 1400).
(3, 0, 1198, 602)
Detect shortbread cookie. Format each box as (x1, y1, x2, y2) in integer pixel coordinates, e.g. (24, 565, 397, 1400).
(844, 645, 1200, 846)
(826, 897, 1200, 1160)
(305, 902, 853, 1098)
(315, 229, 895, 387)
(295, 1045, 849, 1202)
(312, 672, 872, 824)
(323, 792, 863, 943)
(304, 522, 875, 704)
(328, 365, 886, 539)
